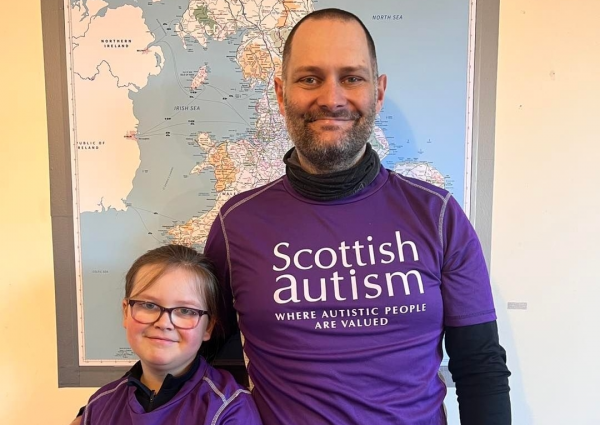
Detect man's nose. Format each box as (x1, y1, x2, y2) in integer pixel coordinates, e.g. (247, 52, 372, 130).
(316, 79, 347, 110)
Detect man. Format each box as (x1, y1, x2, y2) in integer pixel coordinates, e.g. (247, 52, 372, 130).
(205, 8, 511, 425)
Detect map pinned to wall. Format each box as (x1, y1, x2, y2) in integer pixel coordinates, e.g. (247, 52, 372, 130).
(65, 0, 474, 364)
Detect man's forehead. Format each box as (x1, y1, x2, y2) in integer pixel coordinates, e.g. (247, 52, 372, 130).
(291, 17, 367, 46)
(286, 18, 372, 73)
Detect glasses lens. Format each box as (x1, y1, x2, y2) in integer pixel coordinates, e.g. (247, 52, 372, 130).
(171, 307, 201, 329)
(132, 302, 161, 324)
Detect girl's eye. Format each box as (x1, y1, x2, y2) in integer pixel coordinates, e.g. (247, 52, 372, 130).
(140, 302, 158, 311)
(175, 308, 199, 317)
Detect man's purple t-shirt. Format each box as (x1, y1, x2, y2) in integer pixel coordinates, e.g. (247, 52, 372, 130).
(205, 167, 497, 425)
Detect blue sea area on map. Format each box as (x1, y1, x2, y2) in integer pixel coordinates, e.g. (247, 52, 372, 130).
(124, 12, 262, 243)
(80, 208, 150, 360)
(377, 99, 417, 163)
(125, 27, 254, 236)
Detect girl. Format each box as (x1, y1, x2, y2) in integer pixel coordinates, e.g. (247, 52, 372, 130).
(81, 244, 261, 424)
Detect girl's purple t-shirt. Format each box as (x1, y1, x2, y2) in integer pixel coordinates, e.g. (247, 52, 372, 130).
(83, 357, 261, 424)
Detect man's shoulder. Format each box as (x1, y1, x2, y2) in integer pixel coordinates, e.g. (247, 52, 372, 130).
(386, 169, 451, 201)
(219, 176, 286, 216)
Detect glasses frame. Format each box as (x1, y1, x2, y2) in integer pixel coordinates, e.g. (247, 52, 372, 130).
(127, 299, 210, 329)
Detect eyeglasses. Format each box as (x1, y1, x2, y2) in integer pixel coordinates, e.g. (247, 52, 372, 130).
(127, 300, 209, 330)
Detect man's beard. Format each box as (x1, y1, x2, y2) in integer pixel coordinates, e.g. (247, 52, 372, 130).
(283, 97, 377, 173)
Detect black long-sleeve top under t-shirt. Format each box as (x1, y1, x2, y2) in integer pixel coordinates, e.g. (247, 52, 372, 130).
(445, 320, 512, 424)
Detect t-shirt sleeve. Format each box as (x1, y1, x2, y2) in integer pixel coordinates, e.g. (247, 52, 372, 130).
(217, 391, 263, 424)
(440, 195, 497, 327)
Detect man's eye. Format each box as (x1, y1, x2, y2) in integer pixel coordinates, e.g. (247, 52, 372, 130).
(175, 308, 199, 317)
(139, 302, 159, 311)
(344, 76, 363, 84)
(300, 77, 317, 84)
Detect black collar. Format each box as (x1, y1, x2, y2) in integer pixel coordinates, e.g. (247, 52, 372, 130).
(284, 143, 381, 201)
(126, 352, 202, 412)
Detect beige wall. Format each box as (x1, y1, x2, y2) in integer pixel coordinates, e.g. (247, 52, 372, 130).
(493, 1, 600, 424)
(1, 0, 599, 424)
(492, 0, 600, 425)
(0, 2, 95, 424)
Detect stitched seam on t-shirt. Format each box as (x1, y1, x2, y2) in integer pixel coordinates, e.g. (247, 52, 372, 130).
(203, 376, 227, 402)
(222, 178, 283, 220)
(439, 193, 451, 249)
(218, 211, 234, 299)
(211, 388, 251, 425)
(390, 172, 447, 201)
(83, 379, 128, 424)
(390, 172, 449, 250)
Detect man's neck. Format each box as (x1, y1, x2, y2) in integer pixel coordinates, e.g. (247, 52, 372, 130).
(295, 145, 367, 174)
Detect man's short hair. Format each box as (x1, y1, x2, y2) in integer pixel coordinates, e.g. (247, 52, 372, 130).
(281, 8, 378, 79)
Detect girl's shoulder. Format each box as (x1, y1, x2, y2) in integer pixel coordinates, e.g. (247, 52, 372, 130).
(201, 365, 251, 399)
(88, 377, 130, 403)
(83, 377, 131, 422)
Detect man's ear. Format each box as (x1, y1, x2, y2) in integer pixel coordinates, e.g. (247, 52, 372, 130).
(375, 74, 387, 114)
(274, 77, 286, 116)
